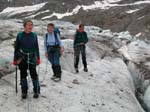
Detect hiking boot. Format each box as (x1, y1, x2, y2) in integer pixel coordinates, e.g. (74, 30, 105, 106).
(22, 93, 27, 99)
(21, 79, 28, 97)
(33, 93, 39, 98)
(51, 75, 57, 80)
(32, 79, 40, 94)
(75, 68, 79, 73)
(84, 68, 88, 72)
(53, 77, 61, 82)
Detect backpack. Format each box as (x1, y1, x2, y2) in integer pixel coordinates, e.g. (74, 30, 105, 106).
(54, 27, 60, 36)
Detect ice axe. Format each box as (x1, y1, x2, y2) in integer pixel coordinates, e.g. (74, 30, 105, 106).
(15, 58, 22, 95)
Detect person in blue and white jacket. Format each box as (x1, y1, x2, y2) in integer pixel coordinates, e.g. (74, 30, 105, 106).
(44, 23, 63, 82)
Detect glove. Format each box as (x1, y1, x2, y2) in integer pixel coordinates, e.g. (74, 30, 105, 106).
(13, 60, 17, 65)
(36, 58, 40, 65)
(45, 52, 48, 57)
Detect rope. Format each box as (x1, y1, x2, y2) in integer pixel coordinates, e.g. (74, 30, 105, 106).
(41, 23, 49, 83)
(41, 58, 48, 83)
(27, 53, 31, 112)
(21, 52, 35, 112)
(16, 66, 18, 96)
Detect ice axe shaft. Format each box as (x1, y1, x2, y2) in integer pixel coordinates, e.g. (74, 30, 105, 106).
(16, 66, 18, 95)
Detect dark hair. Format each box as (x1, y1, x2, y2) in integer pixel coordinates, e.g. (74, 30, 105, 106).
(47, 23, 55, 28)
(23, 19, 33, 27)
(79, 24, 84, 28)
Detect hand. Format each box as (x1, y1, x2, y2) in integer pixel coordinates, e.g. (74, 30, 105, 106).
(45, 52, 48, 57)
(59, 47, 64, 57)
(36, 58, 40, 65)
(13, 60, 17, 65)
(80, 43, 84, 45)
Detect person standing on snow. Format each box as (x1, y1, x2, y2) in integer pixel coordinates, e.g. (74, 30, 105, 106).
(13, 19, 40, 99)
(74, 24, 88, 73)
(44, 23, 63, 82)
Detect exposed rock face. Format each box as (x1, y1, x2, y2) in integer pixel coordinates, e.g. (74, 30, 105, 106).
(0, 61, 15, 79)
(0, 0, 150, 39)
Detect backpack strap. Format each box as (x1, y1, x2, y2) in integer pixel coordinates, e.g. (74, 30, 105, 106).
(18, 32, 37, 41)
(46, 32, 59, 46)
(18, 31, 23, 41)
(54, 31, 59, 46)
(46, 33, 48, 46)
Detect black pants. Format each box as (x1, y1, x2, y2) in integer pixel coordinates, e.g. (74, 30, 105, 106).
(18, 59, 40, 93)
(74, 45, 87, 69)
(19, 59, 38, 80)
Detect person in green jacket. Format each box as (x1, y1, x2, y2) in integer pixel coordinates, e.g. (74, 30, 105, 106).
(13, 20, 40, 99)
(73, 24, 88, 73)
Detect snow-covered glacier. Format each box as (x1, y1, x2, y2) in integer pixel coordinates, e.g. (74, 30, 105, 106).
(0, 19, 149, 112)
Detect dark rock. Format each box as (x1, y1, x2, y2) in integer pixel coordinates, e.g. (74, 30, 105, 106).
(72, 79, 80, 84)
(0, 60, 15, 79)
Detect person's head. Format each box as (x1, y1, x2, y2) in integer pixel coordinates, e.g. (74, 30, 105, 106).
(47, 23, 55, 33)
(79, 24, 84, 32)
(23, 19, 33, 33)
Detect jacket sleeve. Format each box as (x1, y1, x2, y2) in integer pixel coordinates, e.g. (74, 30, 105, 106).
(14, 34, 20, 60)
(84, 32, 88, 44)
(35, 35, 40, 59)
(73, 32, 78, 48)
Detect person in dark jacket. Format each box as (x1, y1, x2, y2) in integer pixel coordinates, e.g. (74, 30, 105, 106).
(44, 23, 63, 82)
(13, 19, 40, 99)
(74, 24, 88, 73)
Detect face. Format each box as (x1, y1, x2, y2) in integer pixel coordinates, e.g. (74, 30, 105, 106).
(79, 26, 84, 32)
(24, 22, 33, 33)
(47, 25, 54, 33)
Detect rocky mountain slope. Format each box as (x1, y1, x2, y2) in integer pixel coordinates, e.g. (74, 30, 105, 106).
(0, 0, 150, 39)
